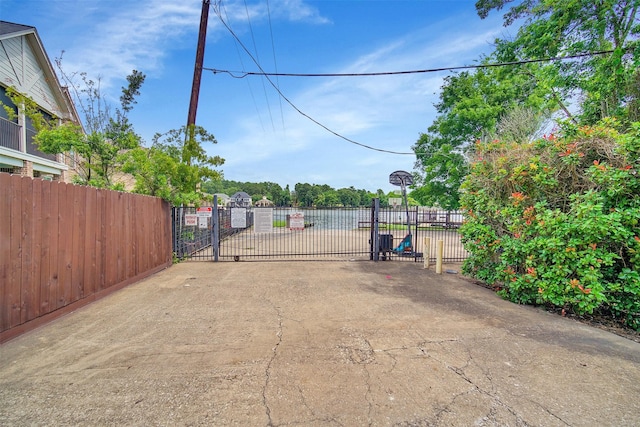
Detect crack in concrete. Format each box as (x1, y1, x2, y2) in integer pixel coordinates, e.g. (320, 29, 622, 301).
(363, 363, 374, 427)
(527, 398, 572, 426)
(262, 300, 283, 427)
(409, 338, 536, 426)
(337, 332, 376, 365)
(432, 388, 475, 424)
(445, 352, 532, 427)
(376, 348, 400, 374)
(335, 329, 376, 425)
(361, 337, 376, 426)
(296, 384, 314, 416)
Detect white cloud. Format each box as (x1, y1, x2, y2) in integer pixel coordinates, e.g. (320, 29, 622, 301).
(219, 0, 330, 24)
(13, 0, 504, 191)
(58, 0, 330, 90)
(211, 12, 505, 189)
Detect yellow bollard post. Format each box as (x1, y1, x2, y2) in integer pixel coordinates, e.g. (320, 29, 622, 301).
(423, 237, 431, 269)
(436, 240, 443, 274)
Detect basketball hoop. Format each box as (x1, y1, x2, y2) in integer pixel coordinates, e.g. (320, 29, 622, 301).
(389, 197, 402, 209)
(389, 170, 413, 242)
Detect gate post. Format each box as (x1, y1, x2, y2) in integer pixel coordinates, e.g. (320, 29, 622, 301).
(372, 198, 380, 261)
(213, 195, 219, 262)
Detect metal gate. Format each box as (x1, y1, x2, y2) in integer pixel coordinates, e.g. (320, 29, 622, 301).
(171, 199, 468, 262)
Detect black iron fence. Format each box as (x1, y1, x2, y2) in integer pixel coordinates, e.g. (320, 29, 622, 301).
(172, 202, 469, 263)
(171, 206, 254, 260)
(219, 207, 371, 261)
(376, 208, 468, 262)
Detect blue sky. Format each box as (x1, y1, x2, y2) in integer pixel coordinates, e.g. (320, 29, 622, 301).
(2, 0, 508, 192)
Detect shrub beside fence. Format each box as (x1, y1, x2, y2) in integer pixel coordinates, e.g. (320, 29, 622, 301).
(0, 174, 173, 343)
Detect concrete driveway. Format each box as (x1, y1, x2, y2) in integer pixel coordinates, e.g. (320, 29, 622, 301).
(1, 260, 639, 426)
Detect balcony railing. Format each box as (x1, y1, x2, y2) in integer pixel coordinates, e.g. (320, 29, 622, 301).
(26, 128, 56, 161)
(0, 117, 58, 162)
(0, 117, 20, 151)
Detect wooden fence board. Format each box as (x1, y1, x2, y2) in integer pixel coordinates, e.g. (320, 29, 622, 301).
(83, 186, 97, 297)
(131, 195, 137, 276)
(141, 198, 150, 272)
(151, 199, 161, 265)
(96, 189, 106, 290)
(8, 175, 23, 328)
(124, 193, 132, 281)
(1, 176, 173, 342)
(39, 179, 52, 315)
(22, 177, 40, 322)
(48, 181, 60, 312)
(0, 174, 13, 332)
(58, 183, 74, 308)
(104, 190, 117, 289)
(123, 194, 131, 282)
(31, 179, 43, 319)
(113, 191, 121, 288)
(157, 200, 167, 265)
(71, 184, 85, 302)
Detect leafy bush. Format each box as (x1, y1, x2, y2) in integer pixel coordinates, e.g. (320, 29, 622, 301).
(460, 121, 640, 329)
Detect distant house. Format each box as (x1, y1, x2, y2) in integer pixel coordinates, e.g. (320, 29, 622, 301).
(254, 196, 274, 207)
(230, 191, 252, 208)
(0, 20, 81, 181)
(213, 193, 231, 207)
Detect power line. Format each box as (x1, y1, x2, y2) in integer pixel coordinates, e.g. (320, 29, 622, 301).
(213, 3, 414, 155)
(211, 2, 625, 157)
(204, 49, 623, 79)
(265, 0, 286, 130)
(242, 0, 275, 132)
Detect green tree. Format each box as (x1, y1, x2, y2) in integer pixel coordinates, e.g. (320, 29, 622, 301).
(121, 125, 224, 206)
(337, 187, 361, 207)
(375, 189, 389, 207)
(34, 63, 146, 188)
(279, 184, 292, 206)
(412, 60, 546, 209)
(413, 0, 639, 208)
(358, 189, 374, 207)
(476, 0, 640, 124)
(294, 183, 321, 207)
(314, 190, 340, 207)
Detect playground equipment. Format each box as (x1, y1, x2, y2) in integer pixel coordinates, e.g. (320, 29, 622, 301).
(387, 171, 422, 260)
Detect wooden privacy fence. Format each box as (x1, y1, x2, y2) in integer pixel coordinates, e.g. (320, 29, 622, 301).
(0, 174, 173, 343)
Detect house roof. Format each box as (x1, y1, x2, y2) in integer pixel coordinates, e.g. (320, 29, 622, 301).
(0, 20, 81, 125)
(231, 191, 252, 200)
(0, 21, 35, 38)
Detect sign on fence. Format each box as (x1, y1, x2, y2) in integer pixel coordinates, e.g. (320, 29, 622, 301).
(288, 213, 305, 231)
(231, 207, 247, 228)
(185, 214, 198, 226)
(254, 208, 274, 233)
(196, 207, 212, 217)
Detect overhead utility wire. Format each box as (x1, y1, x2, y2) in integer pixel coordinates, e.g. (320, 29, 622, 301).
(266, 0, 286, 129)
(205, 48, 623, 79)
(220, 1, 265, 132)
(213, 4, 412, 155)
(211, 7, 621, 156)
(242, 0, 275, 132)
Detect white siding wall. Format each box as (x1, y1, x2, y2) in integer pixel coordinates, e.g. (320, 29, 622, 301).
(0, 35, 63, 117)
(0, 37, 23, 87)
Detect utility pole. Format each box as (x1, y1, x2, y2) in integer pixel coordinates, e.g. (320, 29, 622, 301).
(187, 0, 211, 128)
